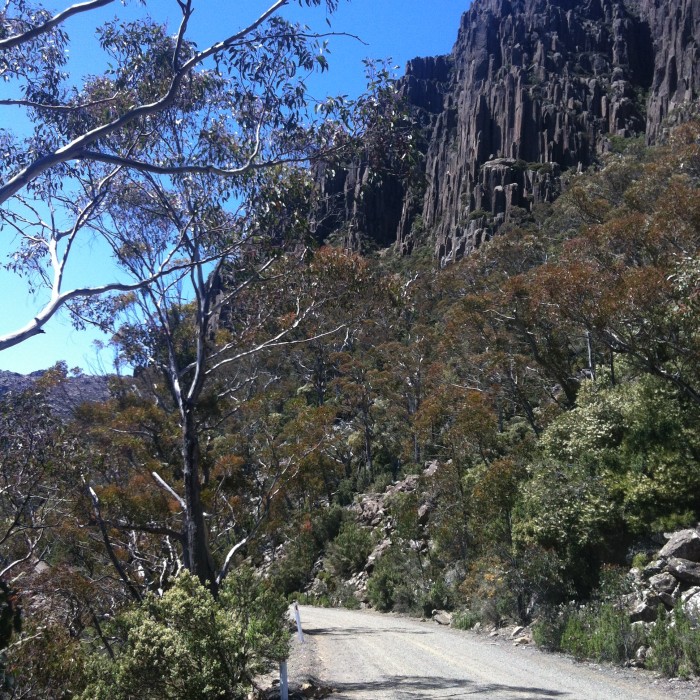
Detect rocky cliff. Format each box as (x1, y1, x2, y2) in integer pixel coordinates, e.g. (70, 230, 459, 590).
(317, 0, 700, 263)
(0, 369, 111, 419)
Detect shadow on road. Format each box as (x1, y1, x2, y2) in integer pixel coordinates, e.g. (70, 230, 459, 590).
(327, 675, 569, 698)
(303, 626, 430, 637)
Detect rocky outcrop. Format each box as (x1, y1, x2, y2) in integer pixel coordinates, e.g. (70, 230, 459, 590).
(306, 462, 440, 604)
(316, 0, 700, 263)
(629, 528, 700, 623)
(659, 528, 700, 561)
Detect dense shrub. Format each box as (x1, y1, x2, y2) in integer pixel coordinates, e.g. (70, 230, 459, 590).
(367, 546, 423, 613)
(326, 520, 373, 579)
(570, 603, 643, 663)
(532, 606, 570, 650)
(270, 506, 343, 596)
(269, 530, 319, 597)
(537, 599, 700, 677)
(78, 569, 289, 700)
(533, 567, 644, 664)
(460, 555, 515, 627)
(452, 609, 481, 630)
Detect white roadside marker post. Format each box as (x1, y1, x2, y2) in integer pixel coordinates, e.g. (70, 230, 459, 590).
(293, 601, 304, 643)
(280, 602, 303, 699)
(280, 660, 289, 700)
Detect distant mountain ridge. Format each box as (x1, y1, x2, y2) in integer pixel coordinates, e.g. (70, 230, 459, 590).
(315, 0, 700, 263)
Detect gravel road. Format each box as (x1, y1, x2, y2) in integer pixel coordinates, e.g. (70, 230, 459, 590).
(288, 605, 697, 699)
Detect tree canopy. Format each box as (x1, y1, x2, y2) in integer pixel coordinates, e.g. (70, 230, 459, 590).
(0, 0, 346, 350)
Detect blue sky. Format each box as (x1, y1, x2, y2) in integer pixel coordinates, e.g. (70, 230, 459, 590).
(0, 0, 470, 375)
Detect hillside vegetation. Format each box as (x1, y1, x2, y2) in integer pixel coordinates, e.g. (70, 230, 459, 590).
(2, 122, 700, 695)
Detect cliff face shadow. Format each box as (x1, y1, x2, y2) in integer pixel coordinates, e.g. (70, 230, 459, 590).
(328, 675, 569, 698)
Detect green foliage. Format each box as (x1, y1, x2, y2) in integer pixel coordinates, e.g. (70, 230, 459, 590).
(528, 162, 553, 174)
(4, 622, 87, 700)
(513, 370, 700, 599)
(367, 546, 422, 613)
(325, 520, 373, 579)
(564, 603, 644, 663)
(460, 553, 532, 627)
(534, 602, 645, 664)
(532, 607, 569, 650)
(422, 578, 456, 617)
(631, 552, 650, 570)
(78, 569, 289, 700)
(334, 479, 356, 506)
(366, 540, 454, 617)
(269, 506, 345, 598)
(533, 567, 644, 664)
(505, 547, 572, 620)
(4, 74, 700, 692)
(648, 605, 700, 678)
(514, 459, 618, 595)
(410, 215, 426, 240)
(607, 134, 645, 155)
(541, 373, 700, 535)
(341, 593, 362, 610)
(330, 582, 362, 610)
(452, 609, 481, 630)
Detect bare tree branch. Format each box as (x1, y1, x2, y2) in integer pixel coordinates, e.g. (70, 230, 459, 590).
(208, 324, 346, 374)
(0, 0, 118, 51)
(0, 534, 42, 578)
(0, 94, 119, 111)
(0, 0, 291, 206)
(151, 471, 186, 510)
(87, 485, 142, 602)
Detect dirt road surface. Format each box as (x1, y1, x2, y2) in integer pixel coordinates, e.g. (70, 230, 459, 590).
(287, 605, 697, 699)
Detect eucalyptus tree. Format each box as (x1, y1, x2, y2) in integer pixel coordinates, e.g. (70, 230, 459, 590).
(1, 0, 421, 595)
(89, 160, 351, 591)
(0, 0, 344, 350)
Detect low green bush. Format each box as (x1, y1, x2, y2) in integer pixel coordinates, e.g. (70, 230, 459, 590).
(648, 605, 700, 678)
(332, 583, 362, 610)
(293, 591, 331, 607)
(532, 606, 569, 650)
(630, 552, 650, 569)
(564, 603, 643, 664)
(452, 609, 481, 630)
(534, 601, 645, 665)
(420, 578, 455, 618)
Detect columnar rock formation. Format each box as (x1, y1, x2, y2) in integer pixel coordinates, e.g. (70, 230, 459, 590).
(418, 0, 652, 262)
(315, 0, 700, 263)
(641, 0, 700, 138)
